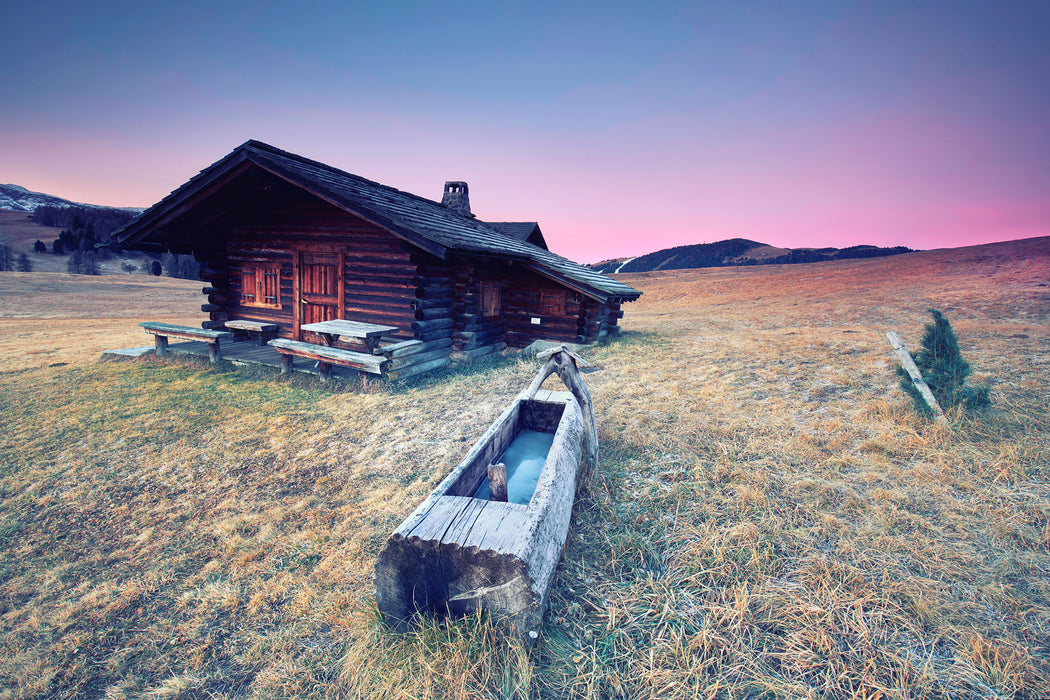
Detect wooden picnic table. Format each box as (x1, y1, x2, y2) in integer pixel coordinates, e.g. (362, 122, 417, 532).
(300, 319, 400, 353)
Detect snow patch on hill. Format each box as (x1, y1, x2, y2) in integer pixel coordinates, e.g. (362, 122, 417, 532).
(0, 184, 142, 214)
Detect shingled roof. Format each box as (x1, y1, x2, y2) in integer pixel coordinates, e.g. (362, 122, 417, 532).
(115, 140, 640, 302)
(485, 222, 547, 249)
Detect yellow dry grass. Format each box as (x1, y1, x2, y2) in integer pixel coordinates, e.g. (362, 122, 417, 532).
(1, 238, 1048, 699)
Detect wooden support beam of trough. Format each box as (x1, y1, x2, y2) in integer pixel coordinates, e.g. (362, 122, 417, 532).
(886, 331, 949, 428)
(525, 346, 598, 484)
(488, 463, 508, 502)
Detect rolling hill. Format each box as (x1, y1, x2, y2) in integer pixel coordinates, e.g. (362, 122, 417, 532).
(0, 183, 141, 214)
(589, 237, 915, 273)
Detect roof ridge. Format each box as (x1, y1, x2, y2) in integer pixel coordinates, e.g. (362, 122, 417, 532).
(241, 140, 501, 232)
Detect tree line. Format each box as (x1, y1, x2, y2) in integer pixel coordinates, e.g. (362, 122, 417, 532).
(0, 243, 33, 272)
(11, 205, 201, 279)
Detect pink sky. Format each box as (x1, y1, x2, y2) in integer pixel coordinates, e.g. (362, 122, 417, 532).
(2, 2, 1047, 263)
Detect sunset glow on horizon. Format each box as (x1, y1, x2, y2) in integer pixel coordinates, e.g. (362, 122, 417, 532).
(2, 2, 1048, 263)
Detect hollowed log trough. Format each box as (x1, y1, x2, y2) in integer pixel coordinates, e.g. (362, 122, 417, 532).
(374, 347, 597, 640)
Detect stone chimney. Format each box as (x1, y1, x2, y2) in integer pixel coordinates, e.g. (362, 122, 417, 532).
(441, 181, 472, 217)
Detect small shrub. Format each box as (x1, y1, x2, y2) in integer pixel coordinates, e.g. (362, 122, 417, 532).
(897, 309, 990, 415)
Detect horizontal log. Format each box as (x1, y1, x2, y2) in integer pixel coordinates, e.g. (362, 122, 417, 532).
(410, 251, 448, 266)
(344, 275, 415, 290)
(415, 307, 453, 321)
(452, 327, 504, 343)
(201, 303, 224, 313)
(340, 299, 415, 316)
(199, 269, 228, 282)
(385, 356, 451, 381)
(379, 337, 452, 358)
(412, 318, 454, 334)
(454, 313, 479, 326)
(415, 265, 454, 277)
(414, 327, 454, 341)
(343, 259, 417, 272)
(201, 320, 227, 330)
(412, 275, 454, 287)
(412, 297, 455, 310)
(202, 286, 229, 295)
(209, 311, 230, 322)
(450, 342, 507, 363)
(386, 347, 454, 370)
(506, 320, 580, 333)
(459, 320, 506, 333)
(344, 289, 415, 305)
(414, 288, 453, 301)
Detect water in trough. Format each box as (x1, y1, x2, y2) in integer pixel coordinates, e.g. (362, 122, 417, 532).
(473, 430, 555, 505)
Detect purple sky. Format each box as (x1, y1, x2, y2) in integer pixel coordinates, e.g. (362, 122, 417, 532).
(2, 1, 1048, 262)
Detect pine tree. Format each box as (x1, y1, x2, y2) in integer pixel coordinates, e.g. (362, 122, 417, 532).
(897, 309, 990, 415)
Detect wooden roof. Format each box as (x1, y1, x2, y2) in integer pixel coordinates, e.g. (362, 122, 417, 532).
(485, 222, 548, 250)
(114, 140, 640, 302)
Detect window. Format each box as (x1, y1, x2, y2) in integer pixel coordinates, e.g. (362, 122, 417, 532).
(480, 280, 501, 318)
(540, 291, 564, 316)
(240, 264, 282, 309)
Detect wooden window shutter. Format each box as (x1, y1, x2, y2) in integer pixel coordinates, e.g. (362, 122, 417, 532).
(540, 291, 564, 316)
(241, 269, 256, 304)
(480, 280, 501, 318)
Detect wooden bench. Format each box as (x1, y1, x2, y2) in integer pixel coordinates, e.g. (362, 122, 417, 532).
(269, 338, 387, 381)
(139, 322, 233, 364)
(224, 320, 279, 346)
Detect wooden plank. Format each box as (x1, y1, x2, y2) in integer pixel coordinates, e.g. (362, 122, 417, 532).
(300, 319, 398, 340)
(224, 320, 278, 332)
(269, 339, 386, 374)
(487, 463, 508, 502)
(886, 331, 949, 427)
(139, 322, 232, 342)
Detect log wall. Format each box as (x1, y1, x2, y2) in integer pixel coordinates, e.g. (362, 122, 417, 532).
(186, 185, 623, 381)
(449, 259, 509, 361)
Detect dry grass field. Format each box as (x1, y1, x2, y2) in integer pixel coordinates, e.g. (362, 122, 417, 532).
(0, 237, 1048, 699)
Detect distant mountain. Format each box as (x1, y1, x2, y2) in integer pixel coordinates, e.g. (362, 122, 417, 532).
(590, 238, 916, 273)
(0, 183, 142, 214)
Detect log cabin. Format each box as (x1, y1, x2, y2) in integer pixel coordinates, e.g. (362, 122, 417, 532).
(113, 140, 641, 376)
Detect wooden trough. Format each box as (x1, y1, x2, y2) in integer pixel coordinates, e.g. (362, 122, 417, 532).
(374, 347, 598, 640)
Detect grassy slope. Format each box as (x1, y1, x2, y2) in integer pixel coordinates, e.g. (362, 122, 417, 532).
(0, 237, 1048, 699)
(0, 211, 150, 275)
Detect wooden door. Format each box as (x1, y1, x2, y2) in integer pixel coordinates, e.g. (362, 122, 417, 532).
(295, 251, 344, 339)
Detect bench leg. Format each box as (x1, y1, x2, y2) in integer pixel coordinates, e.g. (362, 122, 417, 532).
(155, 335, 168, 356)
(319, 362, 331, 382)
(208, 342, 221, 364)
(280, 354, 293, 375)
